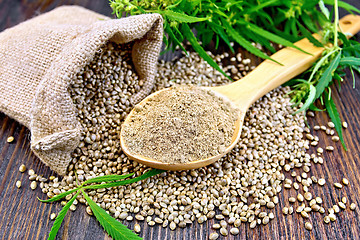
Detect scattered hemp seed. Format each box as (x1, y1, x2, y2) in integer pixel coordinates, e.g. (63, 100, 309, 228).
(307, 111, 315, 117)
(6, 136, 14, 143)
(209, 232, 219, 240)
(250, 220, 257, 229)
(30, 181, 37, 190)
(86, 206, 93, 216)
(327, 122, 335, 128)
(69, 205, 76, 211)
(134, 224, 141, 233)
(282, 207, 289, 215)
(262, 216, 270, 225)
(342, 197, 347, 204)
(314, 125, 320, 130)
(310, 199, 316, 206)
(219, 227, 228, 236)
(333, 205, 340, 213)
(212, 224, 221, 229)
(296, 206, 304, 213)
(297, 193, 304, 202)
(334, 183, 343, 189)
(342, 122, 348, 128)
(319, 207, 325, 214)
(350, 203, 356, 210)
(316, 197, 322, 204)
(318, 178, 326, 186)
(342, 178, 349, 185)
(28, 169, 35, 176)
(324, 216, 330, 224)
(19, 164, 26, 173)
(288, 207, 294, 214)
(304, 207, 312, 213)
(329, 214, 336, 222)
(304, 192, 312, 201)
(301, 211, 309, 218)
(325, 146, 334, 151)
(311, 205, 320, 212)
(50, 213, 56, 220)
(289, 197, 296, 203)
(338, 202, 346, 210)
(16, 180, 21, 188)
(332, 136, 340, 142)
(305, 222, 313, 231)
(230, 227, 239, 235)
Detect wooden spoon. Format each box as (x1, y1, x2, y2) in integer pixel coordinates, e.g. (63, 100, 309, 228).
(120, 14, 360, 171)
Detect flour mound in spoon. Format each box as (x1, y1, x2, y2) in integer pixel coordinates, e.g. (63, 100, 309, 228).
(122, 85, 240, 164)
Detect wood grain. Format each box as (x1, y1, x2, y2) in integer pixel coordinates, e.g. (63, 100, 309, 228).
(0, 1, 360, 239)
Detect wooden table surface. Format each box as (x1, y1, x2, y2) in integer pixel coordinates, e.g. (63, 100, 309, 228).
(1, 1, 360, 239)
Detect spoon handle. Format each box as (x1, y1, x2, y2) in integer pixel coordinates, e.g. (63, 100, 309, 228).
(213, 14, 360, 110)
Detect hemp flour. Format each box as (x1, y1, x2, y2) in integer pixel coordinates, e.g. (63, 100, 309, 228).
(122, 85, 240, 164)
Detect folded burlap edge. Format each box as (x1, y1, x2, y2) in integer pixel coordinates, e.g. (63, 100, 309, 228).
(29, 7, 163, 175)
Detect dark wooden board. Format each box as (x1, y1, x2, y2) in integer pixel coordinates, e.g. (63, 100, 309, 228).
(0, 1, 360, 239)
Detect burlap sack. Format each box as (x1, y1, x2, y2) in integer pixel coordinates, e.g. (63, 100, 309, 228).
(0, 6, 163, 175)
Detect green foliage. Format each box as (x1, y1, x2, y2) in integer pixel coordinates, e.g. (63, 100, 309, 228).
(83, 169, 166, 190)
(289, 2, 360, 148)
(110, 0, 360, 147)
(48, 191, 80, 240)
(110, 0, 357, 80)
(41, 168, 166, 240)
(82, 190, 142, 240)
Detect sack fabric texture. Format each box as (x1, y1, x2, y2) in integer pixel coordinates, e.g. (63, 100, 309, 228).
(0, 6, 163, 175)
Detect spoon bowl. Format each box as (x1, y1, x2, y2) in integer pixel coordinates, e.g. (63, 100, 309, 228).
(120, 15, 360, 171)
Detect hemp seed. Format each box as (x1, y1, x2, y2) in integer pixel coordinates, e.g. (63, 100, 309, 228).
(19, 164, 26, 173)
(305, 222, 312, 231)
(209, 232, 219, 240)
(50, 213, 56, 220)
(30, 181, 37, 190)
(134, 224, 141, 233)
(350, 203, 356, 210)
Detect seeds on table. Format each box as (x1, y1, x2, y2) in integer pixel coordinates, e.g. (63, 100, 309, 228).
(342, 178, 349, 185)
(230, 227, 239, 235)
(305, 222, 312, 231)
(334, 183, 343, 189)
(19, 164, 26, 173)
(7, 136, 14, 143)
(16, 180, 21, 188)
(209, 232, 219, 240)
(338, 202, 346, 210)
(219, 227, 228, 236)
(134, 224, 141, 233)
(329, 214, 337, 222)
(20, 42, 355, 236)
(50, 213, 56, 220)
(297, 193, 304, 202)
(30, 181, 37, 190)
(318, 178, 326, 186)
(325, 146, 334, 151)
(350, 203, 356, 210)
